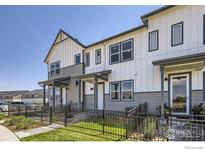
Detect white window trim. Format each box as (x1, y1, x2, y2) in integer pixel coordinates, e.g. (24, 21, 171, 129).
(109, 43, 121, 64)
(121, 39, 133, 62)
(74, 54, 81, 64)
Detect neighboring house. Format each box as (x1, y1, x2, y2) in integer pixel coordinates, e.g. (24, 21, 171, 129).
(13, 89, 48, 105)
(0, 90, 28, 103)
(39, 5, 205, 115)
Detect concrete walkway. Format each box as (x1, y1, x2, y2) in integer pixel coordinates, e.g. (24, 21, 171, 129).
(15, 124, 63, 139)
(0, 125, 19, 141)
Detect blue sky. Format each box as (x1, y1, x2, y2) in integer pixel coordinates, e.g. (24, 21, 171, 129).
(0, 5, 161, 91)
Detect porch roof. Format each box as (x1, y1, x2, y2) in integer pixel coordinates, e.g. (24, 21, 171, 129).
(74, 70, 112, 81)
(38, 76, 71, 86)
(152, 52, 205, 66)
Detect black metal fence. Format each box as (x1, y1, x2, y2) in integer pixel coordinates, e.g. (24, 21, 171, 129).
(6, 104, 205, 141)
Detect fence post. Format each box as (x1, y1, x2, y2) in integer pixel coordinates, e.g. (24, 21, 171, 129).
(64, 105, 68, 127)
(49, 106, 53, 125)
(25, 105, 27, 117)
(18, 104, 20, 115)
(125, 111, 128, 139)
(41, 106, 43, 123)
(103, 109, 105, 134)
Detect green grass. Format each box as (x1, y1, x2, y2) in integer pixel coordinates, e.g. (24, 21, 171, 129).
(21, 120, 126, 141)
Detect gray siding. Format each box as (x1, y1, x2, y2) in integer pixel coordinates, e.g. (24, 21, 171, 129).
(84, 90, 203, 113)
(48, 63, 83, 80)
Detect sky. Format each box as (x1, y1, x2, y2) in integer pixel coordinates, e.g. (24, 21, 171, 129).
(0, 5, 161, 91)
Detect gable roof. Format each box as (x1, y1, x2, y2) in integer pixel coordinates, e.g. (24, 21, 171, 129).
(44, 29, 85, 63)
(44, 5, 177, 63)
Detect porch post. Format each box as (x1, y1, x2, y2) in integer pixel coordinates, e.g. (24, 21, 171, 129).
(78, 80, 82, 111)
(66, 87, 68, 106)
(60, 87, 63, 107)
(160, 66, 165, 116)
(52, 81, 55, 112)
(94, 75, 98, 110)
(43, 85, 46, 106)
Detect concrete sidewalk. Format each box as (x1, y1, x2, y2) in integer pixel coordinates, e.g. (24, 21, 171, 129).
(0, 125, 19, 141)
(15, 124, 63, 139)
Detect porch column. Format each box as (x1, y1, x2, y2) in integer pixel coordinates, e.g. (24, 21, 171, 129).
(66, 87, 68, 106)
(78, 80, 82, 111)
(160, 66, 165, 116)
(94, 75, 98, 110)
(43, 85, 46, 106)
(60, 87, 63, 107)
(52, 81, 55, 112)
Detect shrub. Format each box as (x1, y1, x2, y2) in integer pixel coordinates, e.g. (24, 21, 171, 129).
(67, 113, 73, 118)
(0, 113, 6, 120)
(7, 116, 36, 129)
(52, 116, 60, 122)
(143, 117, 157, 140)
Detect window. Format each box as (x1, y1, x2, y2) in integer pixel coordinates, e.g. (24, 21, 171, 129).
(50, 61, 60, 76)
(109, 39, 134, 64)
(110, 82, 120, 101)
(110, 44, 120, 64)
(121, 80, 133, 100)
(171, 22, 183, 46)
(203, 72, 205, 101)
(95, 49, 101, 64)
(110, 80, 134, 101)
(149, 30, 159, 51)
(84, 53, 90, 67)
(121, 39, 133, 61)
(74, 54, 81, 64)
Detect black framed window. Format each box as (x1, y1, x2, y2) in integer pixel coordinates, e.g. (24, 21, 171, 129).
(95, 49, 101, 64)
(121, 39, 133, 61)
(84, 52, 90, 67)
(110, 80, 134, 101)
(110, 82, 120, 101)
(110, 43, 120, 64)
(74, 54, 81, 64)
(171, 22, 183, 46)
(121, 80, 134, 101)
(50, 61, 60, 76)
(149, 30, 159, 51)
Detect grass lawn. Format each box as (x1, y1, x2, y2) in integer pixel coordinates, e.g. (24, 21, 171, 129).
(21, 121, 126, 141)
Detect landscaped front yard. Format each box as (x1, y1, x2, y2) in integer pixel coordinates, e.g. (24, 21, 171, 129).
(21, 122, 126, 141)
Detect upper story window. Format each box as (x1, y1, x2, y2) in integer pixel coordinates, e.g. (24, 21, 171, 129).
(95, 49, 101, 65)
(171, 22, 183, 46)
(149, 30, 159, 51)
(84, 52, 90, 67)
(50, 61, 60, 76)
(121, 39, 133, 61)
(110, 43, 120, 64)
(203, 15, 205, 44)
(74, 54, 81, 64)
(109, 39, 134, 65)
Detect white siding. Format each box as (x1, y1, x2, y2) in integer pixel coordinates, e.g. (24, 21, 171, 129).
(84, 6, 205, 95)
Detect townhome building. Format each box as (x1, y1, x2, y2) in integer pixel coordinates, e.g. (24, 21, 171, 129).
(39, 5, 205, 115)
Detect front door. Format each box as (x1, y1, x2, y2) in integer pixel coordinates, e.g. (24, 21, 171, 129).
(97, 83, 104, 110)
(170, 74, 190, 114)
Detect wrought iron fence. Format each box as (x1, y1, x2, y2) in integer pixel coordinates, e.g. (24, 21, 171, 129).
(6, 104, 205, 141)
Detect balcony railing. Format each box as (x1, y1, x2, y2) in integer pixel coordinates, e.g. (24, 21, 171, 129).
(48, 63, 83, 80)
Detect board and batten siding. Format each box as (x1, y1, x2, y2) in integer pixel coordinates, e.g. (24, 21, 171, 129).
(84, 5, 205, 97)
(48, 38, 84, 69)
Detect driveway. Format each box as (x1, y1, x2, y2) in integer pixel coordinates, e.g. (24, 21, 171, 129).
(0, 125, 19, 141)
